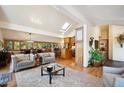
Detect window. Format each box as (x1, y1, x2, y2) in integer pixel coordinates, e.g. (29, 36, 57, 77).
(59, 22, 72, 32)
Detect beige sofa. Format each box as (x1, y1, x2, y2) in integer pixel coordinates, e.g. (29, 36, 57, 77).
(38, 52, 55, 64)
(10, 54, 35, 72)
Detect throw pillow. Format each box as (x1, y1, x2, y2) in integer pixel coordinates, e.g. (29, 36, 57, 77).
(24, 54, 30, 60)
(16, 57, 23, 62)
(44, 53, 50, 57)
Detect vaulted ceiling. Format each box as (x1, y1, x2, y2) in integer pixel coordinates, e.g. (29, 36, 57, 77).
(73, 5, 124, 25)
(0, 5, 78, 38)
(0, 5, 124, 38)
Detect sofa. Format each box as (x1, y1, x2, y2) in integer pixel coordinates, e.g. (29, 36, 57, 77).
(10, 54, 35, 72)
(38, 52, 55, 64)
(103, 66, 124, 87)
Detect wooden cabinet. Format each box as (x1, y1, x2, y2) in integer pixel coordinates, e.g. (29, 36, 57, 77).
(61, 48, 72, 59)
(64, 37, 75, 46)
(64, 37, 71, 44)
(62, 37, 75, 59)
(99, 39, 108, 60)
(70, 37, 75, 46)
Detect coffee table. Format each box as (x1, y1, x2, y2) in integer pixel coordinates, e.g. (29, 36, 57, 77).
(41, 63, 65, 84)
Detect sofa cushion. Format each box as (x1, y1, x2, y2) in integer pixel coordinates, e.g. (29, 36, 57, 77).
(44, 53, 51, 57)
(114, 77, 124, 87)
(17, 60, 33, 68)
(15, 54, 30, 63)
(103, 73, 122, 87)
(103, 66, 124, 74)
(18, 60, 31, 63)
(16, 57, 23, 62)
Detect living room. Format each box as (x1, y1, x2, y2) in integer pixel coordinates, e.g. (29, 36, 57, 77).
(0, 5, 124, 88)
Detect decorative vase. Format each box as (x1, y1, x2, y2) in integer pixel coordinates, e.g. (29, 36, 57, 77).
(47, 66, 53, 72)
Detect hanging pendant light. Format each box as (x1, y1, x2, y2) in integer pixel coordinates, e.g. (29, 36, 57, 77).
(27, 33, 34, 43)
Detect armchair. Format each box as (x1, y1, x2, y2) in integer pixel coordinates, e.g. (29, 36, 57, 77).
(103, 66, 124, 87)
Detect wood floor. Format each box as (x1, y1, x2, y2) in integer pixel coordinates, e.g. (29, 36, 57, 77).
(0, 58, 103, 77)
(56, 58, 102, 78)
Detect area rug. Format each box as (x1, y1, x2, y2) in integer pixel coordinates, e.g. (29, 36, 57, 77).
(15, 64, 104, 87)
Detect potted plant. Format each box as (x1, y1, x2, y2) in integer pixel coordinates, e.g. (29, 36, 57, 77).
(89, 48, 105, 67)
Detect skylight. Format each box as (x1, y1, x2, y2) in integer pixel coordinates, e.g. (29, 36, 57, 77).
(59, 22, 72, 32)
(62, 22, 70, 30)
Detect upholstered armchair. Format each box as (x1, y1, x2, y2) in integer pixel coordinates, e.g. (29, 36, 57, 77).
(103, 66, 124, 87)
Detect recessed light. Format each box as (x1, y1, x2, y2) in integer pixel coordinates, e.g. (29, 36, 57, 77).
(61, 33, 64, 35)
(30, 17, 42, 25)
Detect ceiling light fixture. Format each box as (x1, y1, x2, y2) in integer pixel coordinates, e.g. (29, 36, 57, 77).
(27, 33, 34, 43)
(30, 17, 42, 25)
(61, 32, 64, 35)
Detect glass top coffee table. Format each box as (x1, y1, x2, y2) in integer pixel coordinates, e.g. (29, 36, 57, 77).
(41, 63, 65, 84)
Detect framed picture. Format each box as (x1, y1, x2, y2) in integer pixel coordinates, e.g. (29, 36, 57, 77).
(95, 40, 99, 49)
(0, 40, 2, 49)
(20, 41, 27, 49)
(14, 41, 20, 50)
(33, 42, 38, 49)
(6, 40, 13, 50)
(37, 42, 43, 48)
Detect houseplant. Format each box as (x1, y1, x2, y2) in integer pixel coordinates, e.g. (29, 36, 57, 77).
(89, 48, 105, 67)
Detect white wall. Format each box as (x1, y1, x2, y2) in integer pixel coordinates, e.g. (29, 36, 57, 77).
(88, 26, 100, 49)
(1, 29, 62, 43)
(109, 25, 124, 62)
(82, 24, 94, 67)
(109, 25, 113, 60)
(65, 29, 75, 37)
(88, 26, 100, 40)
